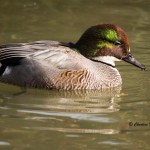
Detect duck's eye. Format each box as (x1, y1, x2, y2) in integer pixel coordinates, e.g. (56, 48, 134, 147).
(114, 41, 121, 45)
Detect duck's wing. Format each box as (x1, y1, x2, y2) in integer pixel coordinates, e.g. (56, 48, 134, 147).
(0, 41, 87, 70)
(0, 41, 61, 60)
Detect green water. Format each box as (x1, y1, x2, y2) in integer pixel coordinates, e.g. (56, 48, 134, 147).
(0, 0, 150, 150)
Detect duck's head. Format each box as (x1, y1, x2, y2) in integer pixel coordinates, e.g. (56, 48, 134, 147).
(75, 24, 145, 70)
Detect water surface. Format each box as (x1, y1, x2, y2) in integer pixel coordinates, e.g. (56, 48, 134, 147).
(0, 0, 150, 150)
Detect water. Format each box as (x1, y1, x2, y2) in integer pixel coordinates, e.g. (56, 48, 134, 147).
(0, 0, 150, 150)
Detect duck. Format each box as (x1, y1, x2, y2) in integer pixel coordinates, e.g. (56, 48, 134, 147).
(0, 24, 145, 90)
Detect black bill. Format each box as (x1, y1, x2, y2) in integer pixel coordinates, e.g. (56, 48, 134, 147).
(122, 54, 146, 70)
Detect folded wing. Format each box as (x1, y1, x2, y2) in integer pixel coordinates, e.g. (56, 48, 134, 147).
(0, 40, 86, 70)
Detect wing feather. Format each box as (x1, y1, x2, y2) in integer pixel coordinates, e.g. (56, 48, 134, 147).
(0, 40, 87, 70)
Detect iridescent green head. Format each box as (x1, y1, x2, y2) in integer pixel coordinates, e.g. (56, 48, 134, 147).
(75, 24, 145, 70)
(75, 24, 129, 59)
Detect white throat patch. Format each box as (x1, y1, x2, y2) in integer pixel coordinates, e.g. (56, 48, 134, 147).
(91, 56, 120, 67)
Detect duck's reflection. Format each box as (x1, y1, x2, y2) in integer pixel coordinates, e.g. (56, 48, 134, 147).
(0, 83, 122, 113)
(0, 83, 127, 136)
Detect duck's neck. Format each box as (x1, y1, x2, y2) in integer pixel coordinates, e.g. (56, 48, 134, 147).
(75, 41, 101, 57)
(65, 42, 120, 68)
(89, 56, 120, 68)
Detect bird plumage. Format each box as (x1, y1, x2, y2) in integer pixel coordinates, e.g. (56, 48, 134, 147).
(0, 24, 145, 90)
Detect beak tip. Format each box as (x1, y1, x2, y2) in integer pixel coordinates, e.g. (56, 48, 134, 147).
(122, 55, 146, 71)
(141, 64, 146, 71)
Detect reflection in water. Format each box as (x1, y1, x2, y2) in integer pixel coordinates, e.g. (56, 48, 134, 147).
(0, 141, 10, 146)
(0, 83, 122, 114)
(24, 127, 119, 135)
(0, 84, 123, 136)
